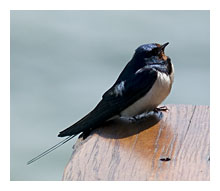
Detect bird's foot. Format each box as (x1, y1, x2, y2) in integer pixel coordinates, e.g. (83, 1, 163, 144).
(121, 112, 150, 123)
(154, 105, 169, 112)
(120, 116, 137, 123)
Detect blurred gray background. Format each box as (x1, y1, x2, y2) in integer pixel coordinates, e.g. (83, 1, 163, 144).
(10, 10, 210, 181)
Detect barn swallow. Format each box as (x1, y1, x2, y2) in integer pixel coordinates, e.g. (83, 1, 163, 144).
(27, 42, 174, 165)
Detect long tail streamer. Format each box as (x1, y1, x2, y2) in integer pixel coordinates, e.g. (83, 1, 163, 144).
(27, 135, 76, 165)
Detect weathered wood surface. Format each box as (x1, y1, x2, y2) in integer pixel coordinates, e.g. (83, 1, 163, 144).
(62, 104, 210, 181)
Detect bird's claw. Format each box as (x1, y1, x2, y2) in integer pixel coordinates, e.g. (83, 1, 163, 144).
(126, 112, 150, 123)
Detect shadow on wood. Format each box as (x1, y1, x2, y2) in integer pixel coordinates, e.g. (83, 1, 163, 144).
(62, 104, 210, 181)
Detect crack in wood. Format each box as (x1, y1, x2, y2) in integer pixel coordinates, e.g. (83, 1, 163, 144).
(182, 105, 197, 146)
(128, 133, 139, 161)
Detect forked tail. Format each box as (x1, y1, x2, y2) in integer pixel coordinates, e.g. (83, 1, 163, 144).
(27, 135, 76, 165)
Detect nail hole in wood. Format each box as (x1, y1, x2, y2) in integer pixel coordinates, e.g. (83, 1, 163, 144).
(160, 157, 171, 162)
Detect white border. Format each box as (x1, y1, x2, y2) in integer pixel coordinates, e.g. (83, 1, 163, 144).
(1, 0, 218, 190)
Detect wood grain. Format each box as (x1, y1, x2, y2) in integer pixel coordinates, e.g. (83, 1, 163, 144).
(62, 104, 210, 181)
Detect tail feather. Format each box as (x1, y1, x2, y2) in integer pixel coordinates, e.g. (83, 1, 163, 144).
(58, 100, 115, 137)
(27, 99, 117, 165)
(27, 135, 75, 165)
(58, 112, 93, 137)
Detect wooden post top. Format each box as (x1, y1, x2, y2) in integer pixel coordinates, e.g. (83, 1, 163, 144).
(62, 104, 210, 181)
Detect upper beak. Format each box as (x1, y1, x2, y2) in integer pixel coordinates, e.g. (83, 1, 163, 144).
(160, 42, 169, 51)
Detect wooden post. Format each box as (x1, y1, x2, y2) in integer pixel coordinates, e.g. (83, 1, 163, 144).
(62, 104, 210, 181)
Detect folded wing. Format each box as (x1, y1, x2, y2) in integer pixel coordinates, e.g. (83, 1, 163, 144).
(58, 68, 157, 137)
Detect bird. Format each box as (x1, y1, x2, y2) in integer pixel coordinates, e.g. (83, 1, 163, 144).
(27, 42, 174, 165)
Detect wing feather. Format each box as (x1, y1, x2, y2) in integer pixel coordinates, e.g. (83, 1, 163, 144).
(58, 68, 157, 137)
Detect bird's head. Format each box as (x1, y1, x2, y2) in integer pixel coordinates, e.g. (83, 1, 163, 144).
(134, 42, 169, 61)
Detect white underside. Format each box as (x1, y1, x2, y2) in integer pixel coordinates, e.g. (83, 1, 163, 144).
(120, 66, 174, 117)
